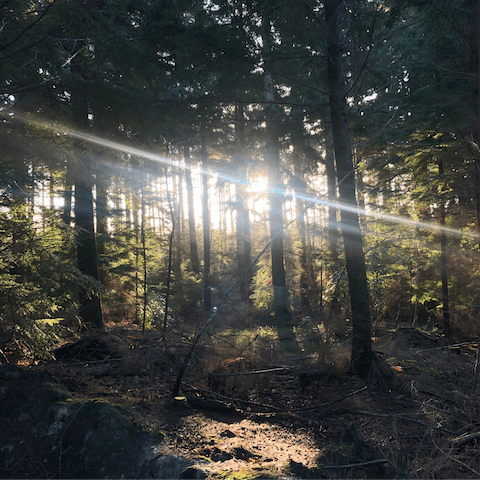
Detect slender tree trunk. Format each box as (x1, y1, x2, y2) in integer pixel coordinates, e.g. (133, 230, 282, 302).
(174, 160, 184, 274)
(49, 172, 55, 211)
(133, 191, 140, 324)
(438, 158, 450, 334)
(293, 161, 311, 313)
(324, 120, 339, 260)
(243, 200, 252, 286)
(234, 104, 251, 303)
(141, 162, 147, 333)
(74, 151, 103, 329)
(263, 16, 290, 321)
(95, 170, 108, 286)
(325, 0, 372, 376)
(185, 145, 200, 274)
(62, 167, 73, 226)
(473, 8, 480, 338)
(201, 139, 212, 312)
(355, 151, 366, 212)
(164, 168, 175, 331)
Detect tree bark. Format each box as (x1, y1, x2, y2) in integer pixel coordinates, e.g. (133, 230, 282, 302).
(62, 172, 73, 226)
(263, 15, 290, 321)
(184, 145, 200, 274)
(324, 120, 339, 261)
(325, 0, 372, 376)
(234, 104, 251, 303)
(174, 160, 184, 274)
(438, 158, 450, 334)
(71, 92, 103, 330)
(201, 138, 212, 312)
(293, 161, 311, 313)
(74, 149, 103, 330)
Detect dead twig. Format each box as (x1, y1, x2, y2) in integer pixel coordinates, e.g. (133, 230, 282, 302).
(431, 432, 480, 477)
(0, 348, 9, 363)
(472, 346, 479, 391)
(421, 341, 478, 352)
(41, 357, 123, 368)
(209, 367, 288, 377)
(290, 386, 368, 412)
(412, 398, 471, 421)
(186, 386, 284, 412)
(450, 431, 480, 445)
(350, 410, 455, 433)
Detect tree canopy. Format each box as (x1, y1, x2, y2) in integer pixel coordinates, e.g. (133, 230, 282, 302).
(0, 0, 478, 378)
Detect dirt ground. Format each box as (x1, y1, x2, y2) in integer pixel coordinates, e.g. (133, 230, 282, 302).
(1, 318, 479, 479)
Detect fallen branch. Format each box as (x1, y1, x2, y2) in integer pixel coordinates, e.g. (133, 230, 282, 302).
(41, 357, 123, 368)
(290, 386, 368, 412)
(451, 431, 480, 445)
(323, 458, 388, 469)
(412, 398, 470, 421)
(373, 393, 470, 422)
(422, 341, 478, 352)
(432, 433, 480, 477)
(185, 386, 284, 412)
(209, 367, 288, 377)
(350, 410, 454, 433)
(185, 395, 239, 414)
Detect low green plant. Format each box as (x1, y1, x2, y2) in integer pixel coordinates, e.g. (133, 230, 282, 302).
(0, 201, 99, 361)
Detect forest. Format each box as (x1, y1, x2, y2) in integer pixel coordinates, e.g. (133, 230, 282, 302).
(0, 0, 479, 479)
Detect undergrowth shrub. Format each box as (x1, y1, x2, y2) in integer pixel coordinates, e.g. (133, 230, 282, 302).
(0, 202, 99, 361)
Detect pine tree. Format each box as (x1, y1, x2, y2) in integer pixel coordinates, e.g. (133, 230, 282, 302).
(325, 0, 373, 376)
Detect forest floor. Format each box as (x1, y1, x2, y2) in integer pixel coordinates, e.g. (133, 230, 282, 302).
(1, 313, 480, 479)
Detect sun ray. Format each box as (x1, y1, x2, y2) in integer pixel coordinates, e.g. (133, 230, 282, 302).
(5, 111, 480, 242)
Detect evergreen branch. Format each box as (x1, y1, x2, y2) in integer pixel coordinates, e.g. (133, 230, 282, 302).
(191, 33, 330, 97)
(0, 0, 57, 55)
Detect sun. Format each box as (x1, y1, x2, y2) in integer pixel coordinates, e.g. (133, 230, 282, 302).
(247, 175, 269, 193)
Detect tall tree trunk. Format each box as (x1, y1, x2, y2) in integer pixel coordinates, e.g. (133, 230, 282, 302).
(201, 139, 212, 312)
(49, 172, 55, 210)
(185, 145, 200, 274)
(71, 93, 103, 330)
(465, 0, 480, 247)
(324, 120, 339, 261)
(325, 0, 372, 376)
(95, 170, 109, 286)
(132, 191, 140, 324)
(174, 160, 184, 274)
(141, 161, 147, 333)
(74, 149, 103, 329)
(164, 167, 175, 331)
(234, 104, 251, 303)
(263, 16, 290, 321)
(62, 165, 73, 226)
(293, 160, 311, 314)
(438, 158, 450, 334)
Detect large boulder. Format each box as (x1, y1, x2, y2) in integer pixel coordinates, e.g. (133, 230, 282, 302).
(0, 365, 195, 479)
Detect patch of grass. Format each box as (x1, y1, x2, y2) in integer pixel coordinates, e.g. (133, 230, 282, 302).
(207, 467, 273, 480)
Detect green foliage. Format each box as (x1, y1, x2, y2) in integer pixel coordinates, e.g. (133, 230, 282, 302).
(0, 200, 99, 360)
(250, 261, 274, 312)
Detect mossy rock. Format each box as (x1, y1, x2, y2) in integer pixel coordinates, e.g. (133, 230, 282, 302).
(0, 365, 193, 479)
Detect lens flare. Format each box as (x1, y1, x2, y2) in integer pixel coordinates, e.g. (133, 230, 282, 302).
(6, 112, 480, 242)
